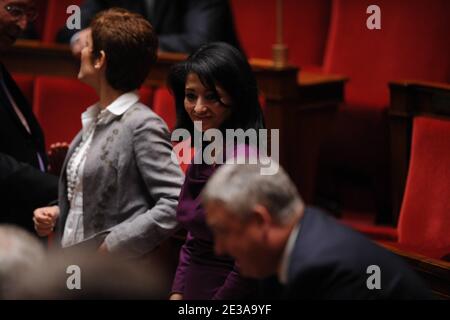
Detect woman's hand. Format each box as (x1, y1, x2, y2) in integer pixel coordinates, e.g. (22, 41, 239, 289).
(169, 293, 183, 300)
(33, 206, 60, 237)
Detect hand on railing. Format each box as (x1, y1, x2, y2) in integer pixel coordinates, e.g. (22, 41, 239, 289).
(48, 142, 69, 176)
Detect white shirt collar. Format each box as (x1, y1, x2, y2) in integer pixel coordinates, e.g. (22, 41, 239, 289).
(80, 91, 139, 139)
(278, 220, 301, 285)
(105, 91, 139, 116)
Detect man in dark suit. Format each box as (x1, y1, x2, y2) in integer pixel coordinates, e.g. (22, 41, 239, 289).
(0, 0, 58, 232)
(202, 159, 432, 299)
(0, 152, 57, 229)
(57, 0, 241, 55)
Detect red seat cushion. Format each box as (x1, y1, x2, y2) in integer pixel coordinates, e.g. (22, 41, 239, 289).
(342, 220, 398, 242)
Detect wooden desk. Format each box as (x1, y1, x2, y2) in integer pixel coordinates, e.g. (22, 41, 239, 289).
(380, 242, 450, 299)
(389, 80, 450, 221)
(1, 40, 347, 203)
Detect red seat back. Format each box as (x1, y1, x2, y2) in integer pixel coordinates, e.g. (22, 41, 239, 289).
(230, 0, 331, 67)
(34, 76, 97, 148)
(138, 86, 153, 107)
(398, 116, 450, 253)
(43, 0, 83, 43)
(323, 0, 450, 108)
(152, 87, 177, 131)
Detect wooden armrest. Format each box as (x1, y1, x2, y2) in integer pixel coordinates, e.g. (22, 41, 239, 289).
(389, 80, 450, 91)
(379, 242, 450, 299)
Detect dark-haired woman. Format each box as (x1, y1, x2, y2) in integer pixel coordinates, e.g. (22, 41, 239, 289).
(33, 9, 184, 257)
(169, 42, 265, 300)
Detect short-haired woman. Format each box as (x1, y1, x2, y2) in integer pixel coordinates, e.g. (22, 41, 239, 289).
(33, 9, 184, 257)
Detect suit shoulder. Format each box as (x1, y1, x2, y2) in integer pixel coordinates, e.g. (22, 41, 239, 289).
(121, 103, 170, 132)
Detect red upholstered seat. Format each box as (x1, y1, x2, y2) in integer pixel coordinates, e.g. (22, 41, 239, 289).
(12, 73, 34, 105)
(230, 0, 331, 67)
(138, 86, 153, 107)
(152, 87, 177, 131)
(346, 116, 450, 260)
(318, 0, 450, 222)
(43, 0, 83, 43)
(34, 76, 97, 148)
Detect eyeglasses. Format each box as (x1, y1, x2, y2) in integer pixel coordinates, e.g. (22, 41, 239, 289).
(4, 4, 38, 22)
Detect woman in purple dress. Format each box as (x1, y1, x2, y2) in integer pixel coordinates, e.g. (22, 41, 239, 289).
(168, 42, 265, 300)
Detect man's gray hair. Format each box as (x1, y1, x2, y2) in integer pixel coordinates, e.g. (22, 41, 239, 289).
(0, 225, 45, 298)
(202, 157, 303, 224)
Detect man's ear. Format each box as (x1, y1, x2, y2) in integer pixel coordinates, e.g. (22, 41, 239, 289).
(94, 50, 106, 70)
(251, 205, 273, 242)
(251, 204, 273, 227)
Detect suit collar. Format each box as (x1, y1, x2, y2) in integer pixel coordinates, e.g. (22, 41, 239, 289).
(278, 217, 302, 284)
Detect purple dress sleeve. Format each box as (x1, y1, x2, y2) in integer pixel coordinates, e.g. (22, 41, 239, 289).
(171, 232, 195, 294)
(171, 144, 258, 299)
(212, 263, 256, 300)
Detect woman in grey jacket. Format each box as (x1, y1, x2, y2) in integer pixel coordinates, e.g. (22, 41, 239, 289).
(33, 8, 184, 258)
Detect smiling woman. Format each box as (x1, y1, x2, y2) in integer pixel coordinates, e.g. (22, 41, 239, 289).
(184, 72, 232, 132)
(167, 42, 265, 300)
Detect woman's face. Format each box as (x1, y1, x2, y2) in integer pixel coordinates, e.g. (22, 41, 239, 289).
(184, 72, 232, 132)
(78, 29, 98, 87)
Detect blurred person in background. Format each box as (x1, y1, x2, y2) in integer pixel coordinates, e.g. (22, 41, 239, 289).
(57, 0, 241, 56)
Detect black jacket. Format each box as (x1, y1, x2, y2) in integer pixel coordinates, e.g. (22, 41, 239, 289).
(57, 0, 241, 53)
(0, 65, 58, 232)
(283, 207, 432, 299)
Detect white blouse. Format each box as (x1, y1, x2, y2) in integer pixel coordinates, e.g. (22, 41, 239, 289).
(61, 92, 140, 248)
(61, 123, 95, 247)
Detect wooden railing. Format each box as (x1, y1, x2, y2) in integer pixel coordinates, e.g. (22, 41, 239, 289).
(379, 243, 450, 299)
